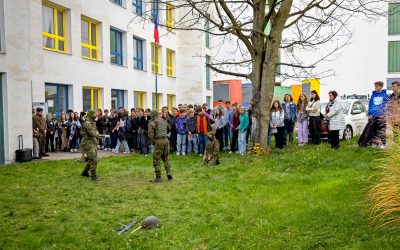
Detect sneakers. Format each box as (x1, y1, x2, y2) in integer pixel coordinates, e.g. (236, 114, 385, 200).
(74, 149, 77, 153)
(176, 152, 181, 156)
(182, 152, 186, 156)
(70, 149, 74, 153)
(379, 144, 386, 149)
(229, 151, 232, 154)
(123, 151, 130, 154)
(371, 144, 379, 148)
(144, 154, 148, 157)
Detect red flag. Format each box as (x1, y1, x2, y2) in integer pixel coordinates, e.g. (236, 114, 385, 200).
(154, 15, 160, 44)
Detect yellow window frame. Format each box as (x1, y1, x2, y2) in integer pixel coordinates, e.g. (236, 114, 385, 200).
(152, 93, 162, 110)
(166, 49, 174, 77)
(81, 17, 99, 60)
(42, 3, 66, 53)
(135, 91, 146, 109)
(151, 42, 161, 74)
(167, 94, 175, 111)
(83, 87, 101, 110)
(166, 4, 173, 31)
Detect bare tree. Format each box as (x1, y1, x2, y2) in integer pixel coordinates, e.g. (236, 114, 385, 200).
(129, 0, 386, 150)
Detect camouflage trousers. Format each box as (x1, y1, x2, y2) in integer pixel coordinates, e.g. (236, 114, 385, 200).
(38, 135, 46, 155)
(153, 139, 171, 178)
(81, 140, 98, 176)
(203, 157, 220, 166)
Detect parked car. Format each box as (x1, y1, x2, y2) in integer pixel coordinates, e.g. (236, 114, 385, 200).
(320, 100, 368, 140)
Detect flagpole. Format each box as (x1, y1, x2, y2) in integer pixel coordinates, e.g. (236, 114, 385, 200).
(154, 10, 159, 110)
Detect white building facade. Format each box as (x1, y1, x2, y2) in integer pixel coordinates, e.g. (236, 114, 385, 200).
(0, 0, 214, 164)
(387, 1, 400, 89)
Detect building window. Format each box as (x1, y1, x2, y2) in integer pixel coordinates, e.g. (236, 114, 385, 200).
(389, 3, 400, 35)
(167, 94, 175, 111)
(110, 28, 123, 65)
(389, 41, 400, 73)
(206, 96, 211, 108)
(111, 89, 125, 109)
(134, 91, 146, 108)
(206, 55, 211, 89)
(205, 18, 210, 49)
(132, 0, 143, 16)
(133, 37, 144, 70)
(110, 0, 122, 6)
(166, 49, 175, 77)
(83, 87, 101, 111)
(151, 0, 160, 19)
(81, 18, 98, 60)
(42, 3, 66, 53)
(45, 83, 69, 116)
(166, 4, 173, 31)
(152, 93, 162, 110)
(151, 42, 161, 74)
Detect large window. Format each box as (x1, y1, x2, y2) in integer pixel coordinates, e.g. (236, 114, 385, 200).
(81, 17, 98, 60)
(166, 49, 175, 77)
(151, 42, 161, 74)
(134, 91, 146, 108)
(45, 83, 69, 115)
(166, 4, 173, 31)
(111, 89, 125, 109)
(132, 0, 143, 16)
(83, 87, 101, 111)
(389, 41, 400, 73)
(206, 55, 211, 89)
(42, 3, 66, 52)
(167, 94, 175, 111)
(389, 3, 400, 35)
(110, 28, 123, 65)
(152, 93, 162, 110)
(133, 37, 144, 70)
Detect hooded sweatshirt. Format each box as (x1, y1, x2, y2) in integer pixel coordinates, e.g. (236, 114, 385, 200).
(368, 90, 389, 117)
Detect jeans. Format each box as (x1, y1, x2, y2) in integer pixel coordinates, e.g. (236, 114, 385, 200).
(274, 126, 285, 149)
(238, 130, 247, 154)
(187, 134, 199, 154)
(223, 125, 231, 148)
(33, 137, 39, 157)
(198, 132, 208, 155)
(267, 125, 271, 146)
(297, 120, 309, 144)
(328, 130, 340, 149)
(230, 130, 238, 152)
(103, 134, 111, 149)
(284, 119, 295, 145)
(177, 134, 187, 154)
(139, 130, 149, 154)
(115, 139, 130, 153)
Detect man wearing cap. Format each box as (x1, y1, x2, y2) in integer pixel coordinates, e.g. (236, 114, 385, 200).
(32, 107, 48, 157)
(148, 110, 172, 183)
(80, 109, 106, 181)
(203, 130, 220, 166)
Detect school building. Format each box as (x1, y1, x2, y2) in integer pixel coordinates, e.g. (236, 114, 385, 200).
(0, 0, 214, 164)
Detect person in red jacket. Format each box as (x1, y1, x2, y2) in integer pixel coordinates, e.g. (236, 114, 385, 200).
(196, 107, 211, 155)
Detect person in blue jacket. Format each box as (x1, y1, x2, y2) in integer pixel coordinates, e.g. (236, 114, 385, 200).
(281, 94, 297, 145)
(368, 81, 389, 148)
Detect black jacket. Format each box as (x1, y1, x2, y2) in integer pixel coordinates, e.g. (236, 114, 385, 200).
(138, 115, 150, 131)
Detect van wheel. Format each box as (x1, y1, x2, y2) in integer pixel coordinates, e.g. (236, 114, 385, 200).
(343, 126, 353, 140)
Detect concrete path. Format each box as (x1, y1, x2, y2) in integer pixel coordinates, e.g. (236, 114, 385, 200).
(34, 149, 136, 162)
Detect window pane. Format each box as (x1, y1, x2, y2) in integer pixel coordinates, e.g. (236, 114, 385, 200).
(82, 47, 90, 57)
(57, 10, 64, 36)
(59, 86, 67, 113)
(42, 5, 54, 34)
(43, 37, 55, 49)
(81, 20, 89, 44)
(83, 89, 91, 111)
(116, 32, 121, 52)
(91, 23, 97, 46)
(91, 49, 97, 59)
(93, 90, 99, 110)
(110, 30, 116, 52)
(45, 85, 57, 114)
(58, 41, 65, 51)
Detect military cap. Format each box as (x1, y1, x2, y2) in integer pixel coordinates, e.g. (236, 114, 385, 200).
(36, 107, 43, 112)
(150, 110, 159, 119)
(87, 109, 96, 119)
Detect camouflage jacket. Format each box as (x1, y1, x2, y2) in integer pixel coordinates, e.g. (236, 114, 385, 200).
(81, 119, 100, 144)
(204, 140, 219, 159)
(32, 115, 47, 135)
(149, 118, 169, 145)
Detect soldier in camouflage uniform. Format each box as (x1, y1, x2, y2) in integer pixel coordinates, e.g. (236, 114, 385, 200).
(32, 107, 49, 157)
(148, 110, 172, 183)
(80, 110, 105, 181)
(203, 130, 220, 166)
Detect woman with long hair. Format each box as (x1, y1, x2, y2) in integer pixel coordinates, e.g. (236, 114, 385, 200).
(324, 91, 345, 149)
(214, 108, 226, 151)
(68, 112, 81, 152)
(306, 90, 321, 144)
(297, 93, 309, 146)
(270, 100, 285, 149)
(230, 106, 240, 153)
(282, 94, 297, 145)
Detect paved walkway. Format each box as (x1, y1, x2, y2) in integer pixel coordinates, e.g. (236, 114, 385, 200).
(35, 149, 136, 161)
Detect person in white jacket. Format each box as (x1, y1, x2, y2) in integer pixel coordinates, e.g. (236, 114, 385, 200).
(324, 91, 345, 149)
(270, 100, 285, 149)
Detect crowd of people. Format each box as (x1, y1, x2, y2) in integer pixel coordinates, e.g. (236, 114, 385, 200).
(31, 80, 400, 160)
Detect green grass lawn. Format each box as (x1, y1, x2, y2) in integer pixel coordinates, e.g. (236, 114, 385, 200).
(1, 140, 400, 249)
